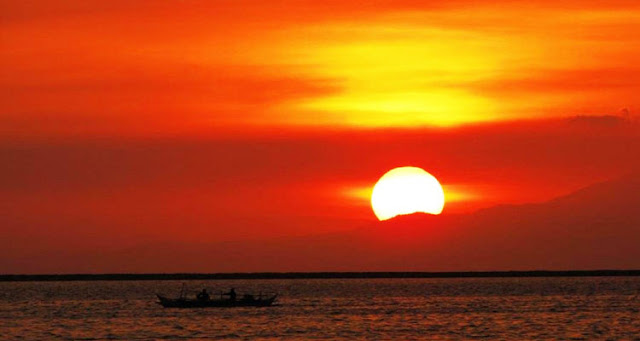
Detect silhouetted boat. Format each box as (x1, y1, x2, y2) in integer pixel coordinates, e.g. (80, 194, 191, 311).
(156, 293, 278, 308)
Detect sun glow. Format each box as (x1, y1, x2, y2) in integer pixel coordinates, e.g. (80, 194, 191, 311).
(371, 167, 445, 221)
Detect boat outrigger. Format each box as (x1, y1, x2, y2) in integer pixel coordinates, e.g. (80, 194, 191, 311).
(156, 287, 278, 308)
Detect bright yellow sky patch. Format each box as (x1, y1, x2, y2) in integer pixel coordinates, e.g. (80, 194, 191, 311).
(258, 8, 640, 128)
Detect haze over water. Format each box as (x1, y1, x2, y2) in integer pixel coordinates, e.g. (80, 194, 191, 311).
(2, 277, 639, 340)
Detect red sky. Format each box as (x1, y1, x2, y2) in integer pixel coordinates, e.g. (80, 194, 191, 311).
(1, 1, 640, 273)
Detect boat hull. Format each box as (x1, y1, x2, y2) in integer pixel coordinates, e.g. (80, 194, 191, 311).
(156, 294, 277, 308)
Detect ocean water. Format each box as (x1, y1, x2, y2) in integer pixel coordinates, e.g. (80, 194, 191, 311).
(1, 277, 639, 340)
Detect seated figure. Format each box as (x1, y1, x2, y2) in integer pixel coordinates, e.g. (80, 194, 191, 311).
(196, 289, 210, 301)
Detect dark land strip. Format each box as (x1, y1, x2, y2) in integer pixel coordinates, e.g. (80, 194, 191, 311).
(1, 270, 639, 282)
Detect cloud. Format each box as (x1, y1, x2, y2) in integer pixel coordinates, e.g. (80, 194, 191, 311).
(5, 1, 640, 135)
(470, 68, 640, 95)
(0, 65, 339, 137)
(568, 114, 627, 127)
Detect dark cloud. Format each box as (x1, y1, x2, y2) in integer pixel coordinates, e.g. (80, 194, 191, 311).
(568, 114, 627, 127)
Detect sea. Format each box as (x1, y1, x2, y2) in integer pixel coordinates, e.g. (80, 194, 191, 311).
(1, 277, 639, 340)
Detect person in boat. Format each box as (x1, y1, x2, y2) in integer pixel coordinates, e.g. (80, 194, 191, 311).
(225, 288, 237, 301)
(196, 288, 210, 301)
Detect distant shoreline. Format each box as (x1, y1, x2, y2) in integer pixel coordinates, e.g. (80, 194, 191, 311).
(1, 270, 639, 282)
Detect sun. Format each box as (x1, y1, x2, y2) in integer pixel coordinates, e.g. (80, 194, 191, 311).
(371, 167, 445, 221)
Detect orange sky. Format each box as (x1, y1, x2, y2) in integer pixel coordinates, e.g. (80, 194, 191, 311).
(1, 0, 640, 272)
(3, 1, 640, 135)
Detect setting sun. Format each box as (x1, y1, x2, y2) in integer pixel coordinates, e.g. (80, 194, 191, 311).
(371, 167, 445, 221)
(3, 2, 640, 339)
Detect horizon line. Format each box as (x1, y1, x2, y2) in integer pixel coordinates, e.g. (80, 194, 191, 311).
(2, 270, 639, 282)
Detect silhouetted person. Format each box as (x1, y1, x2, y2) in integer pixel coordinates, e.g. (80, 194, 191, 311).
(226, 288, 237, 301)
(197, 288, 210, 301)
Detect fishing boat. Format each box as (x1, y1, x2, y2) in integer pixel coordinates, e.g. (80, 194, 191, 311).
(156, 288, 278, 308)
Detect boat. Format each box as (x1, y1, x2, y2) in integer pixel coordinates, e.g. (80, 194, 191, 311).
(156, 292, 278, 308)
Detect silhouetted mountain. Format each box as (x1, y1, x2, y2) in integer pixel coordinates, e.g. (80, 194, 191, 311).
(388, 172, 640, 270)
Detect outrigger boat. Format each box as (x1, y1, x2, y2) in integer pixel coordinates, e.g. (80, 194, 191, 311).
(156, 287, 278, 308)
